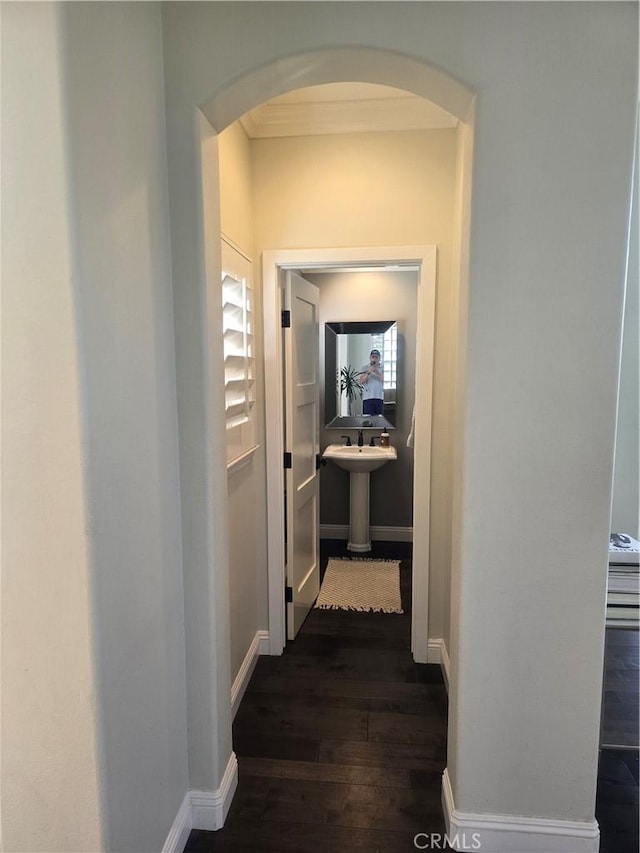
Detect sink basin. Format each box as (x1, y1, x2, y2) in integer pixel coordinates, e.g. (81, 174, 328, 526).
(323, 443, 397, 473)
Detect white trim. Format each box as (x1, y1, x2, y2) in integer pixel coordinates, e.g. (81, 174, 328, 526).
(226, 443, 259, 475)
(263, 254, 286, 656)
(240, 92, 457, 139)
(441, 769, 599, 853)
(427, 638, 450, 692)
(202, 47, 475, 132)
(191, 752, 239, 832)
(162, 752, 240, 850)
(411, 246, 437, 665)
(263, 246, 436, 661)
(161, 792, 192, 853)
(231, 629, 270, 718)
(319, 524, 413, 542)
(220, 231, 252, 264)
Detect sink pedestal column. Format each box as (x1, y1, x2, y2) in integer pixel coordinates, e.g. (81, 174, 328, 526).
(347, 472, 372, 552)
(322, 444, 396, 552)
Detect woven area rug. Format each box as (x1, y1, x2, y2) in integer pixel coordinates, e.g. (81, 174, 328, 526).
(314, 558, 403, 613)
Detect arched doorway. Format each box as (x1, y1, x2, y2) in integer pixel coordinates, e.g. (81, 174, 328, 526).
(181, 46, 475, 827)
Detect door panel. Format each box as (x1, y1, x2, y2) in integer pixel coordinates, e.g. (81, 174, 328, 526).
(285, 271, 320, 640)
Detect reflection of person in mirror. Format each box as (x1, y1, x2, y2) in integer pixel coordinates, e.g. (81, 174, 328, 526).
(358, 349, 384, 415)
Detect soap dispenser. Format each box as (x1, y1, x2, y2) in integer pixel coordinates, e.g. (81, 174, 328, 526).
(380, 429, 390, 448)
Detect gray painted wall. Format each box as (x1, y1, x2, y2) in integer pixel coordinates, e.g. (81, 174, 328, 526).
(309, 270, 418, 529)
(3, 4, 191, 851)
(61, 5, 189, 850)
(2, 5, 105, 848)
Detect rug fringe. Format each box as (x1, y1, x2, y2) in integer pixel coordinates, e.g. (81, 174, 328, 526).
(316, 603, 404, 613)
(328, 557, 401, 563)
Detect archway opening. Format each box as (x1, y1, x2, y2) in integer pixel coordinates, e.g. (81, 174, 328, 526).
(190, 44, 475, 825)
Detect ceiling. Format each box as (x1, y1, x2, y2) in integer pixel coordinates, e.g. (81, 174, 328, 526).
(239, 82, 458, 139)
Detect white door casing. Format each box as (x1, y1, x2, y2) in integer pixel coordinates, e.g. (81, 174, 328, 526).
(263, 246, 436, 661)
(284, 272, 321, 639)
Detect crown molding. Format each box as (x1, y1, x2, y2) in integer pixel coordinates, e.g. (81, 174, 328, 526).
(240, 95, 457, 139)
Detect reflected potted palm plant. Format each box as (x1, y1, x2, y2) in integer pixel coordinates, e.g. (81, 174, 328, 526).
(339, 365, 363, 416)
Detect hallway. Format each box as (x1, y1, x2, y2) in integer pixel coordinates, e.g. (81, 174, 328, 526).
(186, 542, 449, 851)
(184, 544, 639, 853)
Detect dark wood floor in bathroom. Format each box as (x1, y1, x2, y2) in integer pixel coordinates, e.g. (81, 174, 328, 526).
(184, 542, 639, 853)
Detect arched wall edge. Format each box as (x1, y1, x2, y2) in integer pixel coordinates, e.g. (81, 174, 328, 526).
(190, 45, 475, 821)
(200, 45, 475, 132)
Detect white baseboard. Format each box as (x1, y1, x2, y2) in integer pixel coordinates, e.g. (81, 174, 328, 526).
(162, 753, 239, 850)
(231, 629, 270, 718)
(427, 638, 450, 693)
(441, 768, 599, 852)
(320, 524, 413, 542)
(161, 792, 192, 853)
(191, 752, 238, 831)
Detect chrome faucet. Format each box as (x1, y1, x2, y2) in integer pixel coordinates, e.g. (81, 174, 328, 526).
(357, 430, 364, 447)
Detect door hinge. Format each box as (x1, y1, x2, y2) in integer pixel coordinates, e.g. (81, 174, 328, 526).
(283, 451, 292, 469)
(281, 309, 291, 328)
(285, 586, 293, 603)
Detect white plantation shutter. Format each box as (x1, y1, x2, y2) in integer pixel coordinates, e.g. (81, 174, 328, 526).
(222, 273, 254, 426)
(221, 239, 256, 464)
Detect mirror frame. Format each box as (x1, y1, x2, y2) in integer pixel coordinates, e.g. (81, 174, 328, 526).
(324, 320, 397, 429)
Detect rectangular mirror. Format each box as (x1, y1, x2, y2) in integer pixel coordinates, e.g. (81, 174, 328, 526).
(325, 320, 397, 429)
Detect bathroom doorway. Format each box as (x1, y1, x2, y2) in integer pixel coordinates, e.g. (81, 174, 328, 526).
(263, 246, 436, 662)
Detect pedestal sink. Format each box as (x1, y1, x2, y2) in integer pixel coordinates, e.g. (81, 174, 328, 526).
(323, 444, 398, 552)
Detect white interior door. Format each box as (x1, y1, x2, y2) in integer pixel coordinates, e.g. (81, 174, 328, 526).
(284, 271, 320, 640)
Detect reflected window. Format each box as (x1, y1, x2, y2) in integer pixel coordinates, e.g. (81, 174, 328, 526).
(371, 324, 397, 392)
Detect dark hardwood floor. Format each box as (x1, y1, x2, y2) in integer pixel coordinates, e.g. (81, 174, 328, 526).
(597, 627, 639, 853)
(597, 748, 639, 853)
(185, 543, 639, 853)
(601, 627, 639, 749)
(186, 541, 447, 852)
